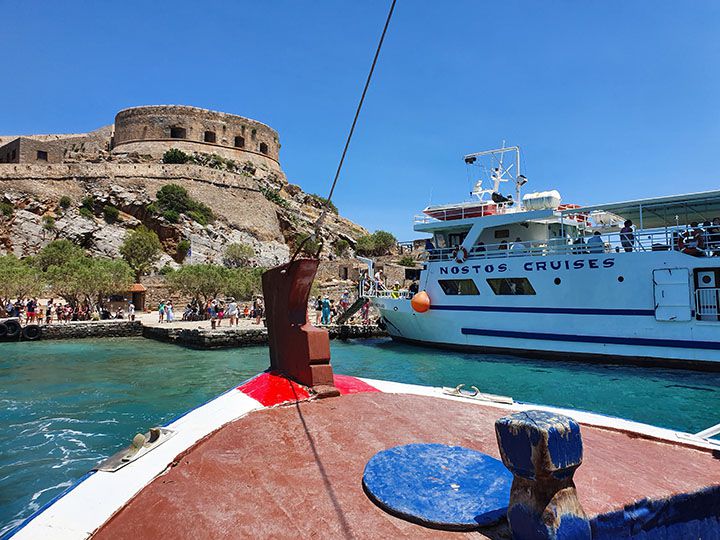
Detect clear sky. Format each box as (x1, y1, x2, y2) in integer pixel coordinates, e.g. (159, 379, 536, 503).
(3, 1, 719, 239)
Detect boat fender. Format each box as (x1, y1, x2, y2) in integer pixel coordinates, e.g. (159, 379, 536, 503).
(0, 322, 7, 339)
(411, 291, 431, 313)
(452, 246, 468, 264)
(4, 319, 21, 339)
(22, 324, 41, 341)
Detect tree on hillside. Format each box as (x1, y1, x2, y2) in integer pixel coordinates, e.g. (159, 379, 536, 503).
(0, 255, 44, 307)
(46, 257, 133, 309)
(34, 240, 84, 271)
(225, 267, 264, 300)
(223, 243, 254, 268)
(120, 226, 162, 281)
(355, 230, 397, 256)
(166, 264, 264, 305)
(166, 264, 229, 306)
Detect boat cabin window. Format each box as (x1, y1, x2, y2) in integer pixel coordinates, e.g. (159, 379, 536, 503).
(438, 279, 479, 295)
(433, 232, 448, 249)
(447, 232, 467, 247)
(486, 277, 536, 295)
(493, 229, 510, 239)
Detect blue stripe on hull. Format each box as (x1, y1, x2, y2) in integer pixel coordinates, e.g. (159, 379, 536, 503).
(432, 305, 655, 316)
(461, 328, 720, 351)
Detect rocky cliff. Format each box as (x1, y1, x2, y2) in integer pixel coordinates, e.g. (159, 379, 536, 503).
(0, 157, 367, 269)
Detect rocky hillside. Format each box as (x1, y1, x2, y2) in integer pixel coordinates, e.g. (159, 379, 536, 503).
(0, 154, 367, 270)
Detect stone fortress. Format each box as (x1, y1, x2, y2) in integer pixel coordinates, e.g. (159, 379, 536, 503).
(0, 105, 367, 271)
(0, 105, 281, 170)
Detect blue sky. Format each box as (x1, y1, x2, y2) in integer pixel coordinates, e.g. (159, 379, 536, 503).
(3, 1, 719, 239)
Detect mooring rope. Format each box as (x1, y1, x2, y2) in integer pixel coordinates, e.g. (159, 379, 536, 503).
(290, 0, 397, 262)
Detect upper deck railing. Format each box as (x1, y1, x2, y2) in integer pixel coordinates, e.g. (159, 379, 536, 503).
(426, 225, 720, 262)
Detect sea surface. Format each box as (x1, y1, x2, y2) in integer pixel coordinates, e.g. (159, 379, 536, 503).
(1, 337, 719, 535)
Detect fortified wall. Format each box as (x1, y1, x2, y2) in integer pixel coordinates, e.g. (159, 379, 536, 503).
(0, 105, 281, 173)
(0, 104, 368, 275)
(112, 106, 281, 171)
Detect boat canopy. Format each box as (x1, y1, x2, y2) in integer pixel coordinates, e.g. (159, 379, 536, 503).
(561, 190, 720, 229)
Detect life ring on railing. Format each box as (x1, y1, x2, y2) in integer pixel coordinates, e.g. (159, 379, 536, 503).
(452, 246, 468, 264)
(677, 229, 702, 256)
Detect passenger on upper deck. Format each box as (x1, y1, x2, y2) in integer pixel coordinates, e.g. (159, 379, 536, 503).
(709, 218, 720, 255)
(510, 237, 525, 255)
(620, 220, 635, 252)
(587, 231, 604, 254)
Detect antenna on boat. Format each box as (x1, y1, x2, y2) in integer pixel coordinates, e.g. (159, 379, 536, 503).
(463, 145, 526, 205)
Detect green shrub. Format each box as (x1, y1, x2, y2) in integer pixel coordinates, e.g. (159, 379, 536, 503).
(309, 194, 338, 214)
(398, 255, 416, 267)
(102, 205, 120, 223)
(259, 185, 289, 208)
(155, 183, 214, 224)
(355, 230, 397, 256)
(78, 207, 94, 220)
(159, 264, 175, 276)
(333, 239, 350, 257)
(176, 239, 191, 261)
(371, 230, 397, 254)
(162, 148, 190, 164)
(223, 243, 254, 267)
(295, 233, 321, 256)
(59, 196, 72, 209)
(42, 216, 56, 230)
(0, 202, 13, 218)
(81, 195, 94, 209)
(163, 209, 180, 223)
(145, 202, 158, 215)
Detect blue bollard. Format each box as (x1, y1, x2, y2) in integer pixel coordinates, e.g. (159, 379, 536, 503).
(495, 410, 591, 540)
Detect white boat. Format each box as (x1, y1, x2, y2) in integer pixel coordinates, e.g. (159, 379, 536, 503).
(369, 145, 720, 368)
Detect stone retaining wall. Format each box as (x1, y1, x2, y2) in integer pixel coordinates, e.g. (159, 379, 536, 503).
(143, 324, 387, 349)
(37, 321, 144, 340)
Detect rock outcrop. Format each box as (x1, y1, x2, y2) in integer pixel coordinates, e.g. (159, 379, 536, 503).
(0, 159, 367, 267)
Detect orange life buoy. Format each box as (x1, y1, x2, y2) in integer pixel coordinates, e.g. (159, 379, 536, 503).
(678, 229, 701, 255)
(452, 246, 468, 264)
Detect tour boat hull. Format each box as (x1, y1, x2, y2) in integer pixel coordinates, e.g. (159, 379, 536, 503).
(373, 251, 720, 369)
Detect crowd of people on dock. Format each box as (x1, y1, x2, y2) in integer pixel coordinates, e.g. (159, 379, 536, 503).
(311, 289, 372, 326)
(172, 297, 265, 328)
(2, 298, 135, 325)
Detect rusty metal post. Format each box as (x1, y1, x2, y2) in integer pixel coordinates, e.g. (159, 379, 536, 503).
(495, 410, 591, 539)
(261, 259, 338, 395)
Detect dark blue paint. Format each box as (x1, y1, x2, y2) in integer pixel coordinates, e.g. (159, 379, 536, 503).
(591, 485, 720, 539)
(508, 506, 591, 540)
(2, 470, 96, 540)
(495, 411, 582, 480)
(462, 327, 720, 351)
(432, 305, 655, 316)
(362, 443, 512, 530)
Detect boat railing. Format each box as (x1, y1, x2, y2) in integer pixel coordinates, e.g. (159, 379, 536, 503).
(695, 288, 720, 321)
(414, 201, 516, 224)
(358, 279, 412, 299)
(426, 225, 720, 262)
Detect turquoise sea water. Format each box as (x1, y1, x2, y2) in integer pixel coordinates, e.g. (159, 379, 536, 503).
(1, 337, 719, 535)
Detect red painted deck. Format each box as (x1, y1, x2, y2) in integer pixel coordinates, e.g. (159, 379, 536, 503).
(93, 392, 720, 539)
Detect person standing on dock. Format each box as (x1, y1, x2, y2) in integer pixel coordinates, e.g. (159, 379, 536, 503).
(158, 301, 165, 323)
(226, 298, 239, 327)
(128, 302, 135, 322)
(321, 296, 331, 325)
(314, 296, 322, 325)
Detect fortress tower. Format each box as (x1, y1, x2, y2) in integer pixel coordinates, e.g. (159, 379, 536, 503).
(112, 105, 281, 170)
